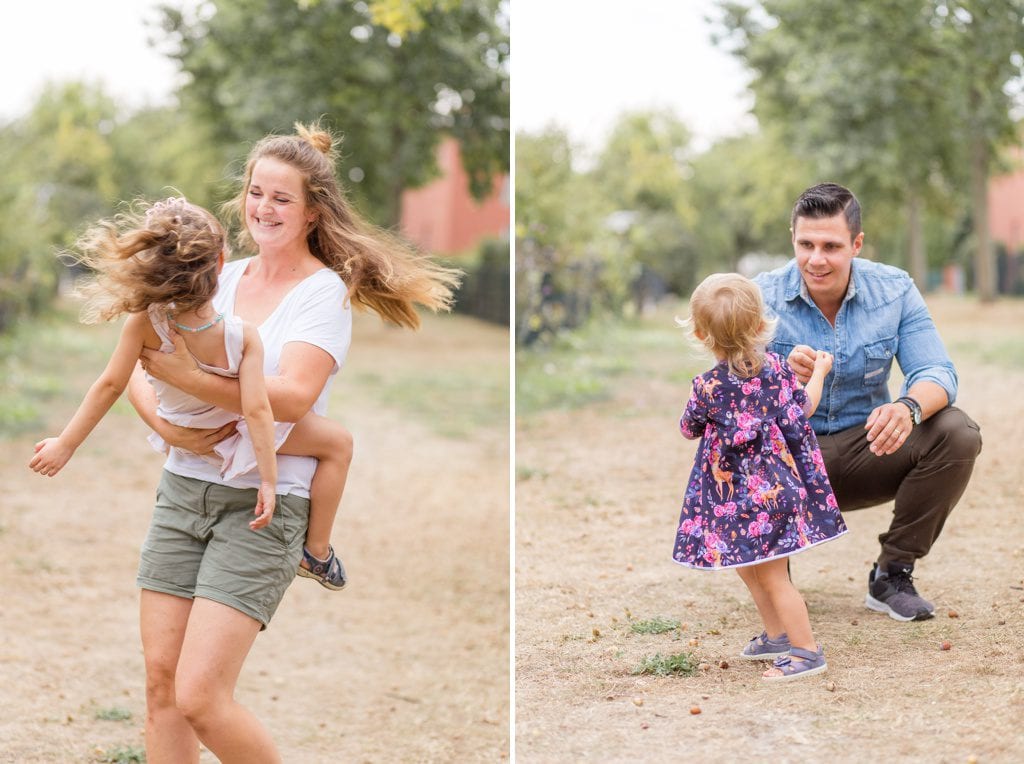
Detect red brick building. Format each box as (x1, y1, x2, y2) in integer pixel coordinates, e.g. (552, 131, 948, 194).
(989, 145, 1024, 256)
(400, 137, 509, 255)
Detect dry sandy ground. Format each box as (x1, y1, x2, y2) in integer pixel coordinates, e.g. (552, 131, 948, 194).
(0, 312, 510, 763)
(516, 296, 1024, 763)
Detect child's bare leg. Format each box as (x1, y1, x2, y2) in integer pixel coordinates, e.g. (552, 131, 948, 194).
(277, 414, 353, 562)
(751, 558, 817, 677)
(735, 565, 786, 639)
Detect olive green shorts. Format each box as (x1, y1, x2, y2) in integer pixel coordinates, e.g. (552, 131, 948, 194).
(137, 470, 309, 628)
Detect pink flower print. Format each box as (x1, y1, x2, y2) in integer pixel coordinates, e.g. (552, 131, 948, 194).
(741, 378, 762, 395)
(826, 493, 838, 510)
(778, 379, 794, 405)
(811, 449, 825, 472)
(747, 512, 773, 537)
(680, 517, 704, 537)
(787, 404, 804, 423)
(713, 501, 738, 518)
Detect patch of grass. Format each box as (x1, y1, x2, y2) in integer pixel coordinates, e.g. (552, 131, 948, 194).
(347, 366, 507, 439)
(95, 706, 133, 722)
(1, 302, 122, 437)
(950, 338, 1024, 370)
(516, 312, 706, 416)
(96, 745, 145, 763)
(632, 652, 699, 677)
(630, 617, 682, 635)
(516, 465, 548, 481)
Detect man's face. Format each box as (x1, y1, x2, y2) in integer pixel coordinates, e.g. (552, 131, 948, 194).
(792, 213, 864, 306)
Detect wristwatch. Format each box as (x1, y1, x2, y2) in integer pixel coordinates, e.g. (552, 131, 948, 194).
(896, 396, 922, 426)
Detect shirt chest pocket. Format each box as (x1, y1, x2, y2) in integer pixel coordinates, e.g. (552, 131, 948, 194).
(863, 336, 898, 387)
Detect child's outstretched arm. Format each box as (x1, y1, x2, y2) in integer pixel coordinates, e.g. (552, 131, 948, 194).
(801, 351, 834, 417)
(29, 313, 147, 476)
(238, 323, 278, 531)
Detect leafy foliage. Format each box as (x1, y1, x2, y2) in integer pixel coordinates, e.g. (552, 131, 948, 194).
(159, 0, 509, 224)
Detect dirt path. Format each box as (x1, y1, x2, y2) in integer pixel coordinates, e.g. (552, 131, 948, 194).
(0, 312, 509, 763)
(515, 296, 1024, 763)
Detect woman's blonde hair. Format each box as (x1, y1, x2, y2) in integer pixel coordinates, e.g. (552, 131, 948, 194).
(73, 198, 225, 323)
(678, 272, 776, 378)
(222, 122, 461, 329)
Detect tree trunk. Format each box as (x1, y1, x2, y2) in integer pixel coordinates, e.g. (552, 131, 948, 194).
(970, 134, 995, 302)
(906, 192, 927, 289)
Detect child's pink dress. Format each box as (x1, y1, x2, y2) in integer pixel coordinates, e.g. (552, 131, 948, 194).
(672, 352, 846, 569)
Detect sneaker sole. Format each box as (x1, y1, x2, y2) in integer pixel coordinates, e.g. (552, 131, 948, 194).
(297, 566, 347, 591)
(736, 649, 790, 661)
(864, 594, 933, 622)
(762, 662, 828, 682)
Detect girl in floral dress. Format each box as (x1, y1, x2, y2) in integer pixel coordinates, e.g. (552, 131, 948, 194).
(672, 273, 846, 681)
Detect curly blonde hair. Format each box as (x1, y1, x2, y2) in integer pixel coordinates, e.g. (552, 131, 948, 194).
(74, 198, 225, 324)
(679, 273, 777, 378)
(222, 122, 461, 329)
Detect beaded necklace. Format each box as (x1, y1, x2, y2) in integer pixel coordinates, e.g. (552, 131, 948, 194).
(168, 311, 224, 333)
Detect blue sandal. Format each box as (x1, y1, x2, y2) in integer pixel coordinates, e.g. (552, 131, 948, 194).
(762, 646, 827, 682)
(297, 545, 347, 591)
(739, 631, 791, 660)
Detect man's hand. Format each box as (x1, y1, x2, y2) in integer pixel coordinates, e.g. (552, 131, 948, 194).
(787, 345, 818, 384)
(865, 402, 914, 456)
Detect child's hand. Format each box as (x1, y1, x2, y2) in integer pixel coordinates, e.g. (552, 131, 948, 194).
(29, 437, 74, 477)
(250, 482, 276, 530)
(813, 350, 833, 375)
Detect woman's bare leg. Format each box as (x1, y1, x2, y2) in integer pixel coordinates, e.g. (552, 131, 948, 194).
(140, 590, 200, 764)
(278, 414, 353, 561)
(174, 598, 280, 763)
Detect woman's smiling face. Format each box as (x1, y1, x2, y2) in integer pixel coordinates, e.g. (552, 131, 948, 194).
(245, 157, 316, 252)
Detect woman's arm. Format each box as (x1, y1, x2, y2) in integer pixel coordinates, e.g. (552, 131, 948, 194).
(140, 334, 336, 422)
(30, 314, 146, 476)
(238, 324, 277, 529)
(126, 361, 238, 455)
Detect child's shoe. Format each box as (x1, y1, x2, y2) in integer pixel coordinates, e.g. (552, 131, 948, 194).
(762, 646, 827, 682)
(298, 545, 347, 591)
(738, 631, 791, 660)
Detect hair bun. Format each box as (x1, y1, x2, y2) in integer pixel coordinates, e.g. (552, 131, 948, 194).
(294, 122, 334, 155)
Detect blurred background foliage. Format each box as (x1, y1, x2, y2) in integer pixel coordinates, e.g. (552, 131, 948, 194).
(516, 0, 1024, 347)
(0, 0, 508, 334)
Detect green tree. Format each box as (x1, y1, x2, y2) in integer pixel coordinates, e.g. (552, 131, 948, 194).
(715, 0, 1024, 298)
(591, 110, 699, 298)
(159, 0, 509, 225)
(689, 127, 814, 270)
(0, 82, 123, 329)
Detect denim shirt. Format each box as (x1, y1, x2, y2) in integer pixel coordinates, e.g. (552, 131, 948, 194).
(753, 259, 958, 436)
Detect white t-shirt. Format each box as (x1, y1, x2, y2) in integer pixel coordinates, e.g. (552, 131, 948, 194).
(163, 258, 352, 497)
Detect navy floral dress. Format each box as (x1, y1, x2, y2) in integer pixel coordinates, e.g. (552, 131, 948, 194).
(672, 352, 846, 570)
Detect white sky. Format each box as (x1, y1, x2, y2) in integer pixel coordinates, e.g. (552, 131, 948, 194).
(513, 0, 756, 155)
(1, 1, 200, 120)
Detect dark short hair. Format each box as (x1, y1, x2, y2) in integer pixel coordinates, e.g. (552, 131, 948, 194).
(790, 182, 862, 241)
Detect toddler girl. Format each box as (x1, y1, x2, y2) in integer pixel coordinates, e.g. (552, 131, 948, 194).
(672, 273, 846, 681)
(29, 198, 349, 588)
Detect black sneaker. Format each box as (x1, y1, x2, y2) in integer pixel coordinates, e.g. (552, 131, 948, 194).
(865, 562, 935, 622)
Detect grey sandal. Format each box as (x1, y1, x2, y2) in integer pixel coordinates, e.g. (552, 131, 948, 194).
(739, 631, 791, 660)
(763, 645, 827, 682)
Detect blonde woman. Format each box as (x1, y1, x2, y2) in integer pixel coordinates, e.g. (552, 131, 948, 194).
(672, 273, 845, 682)
(127, 124, 459, 762)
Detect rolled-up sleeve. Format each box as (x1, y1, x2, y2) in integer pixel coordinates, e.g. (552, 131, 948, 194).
(897, 286, 958, 404)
